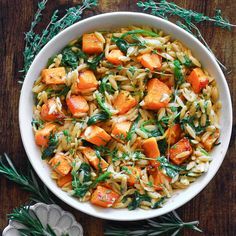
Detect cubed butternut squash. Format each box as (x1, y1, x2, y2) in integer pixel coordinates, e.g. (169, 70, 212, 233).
(152, 171, 171, 191)
(57, 173, 72, 187)
(137, 53, 162, 71)
(76, 70, 98, 92)
(166, 124, 182, 146)
(49, 153, 72, 176)
(91, 186, 120, 208)
(111, 121, 131, 142)
(41, 67, 66, 85)
(35, 123, 57, 147)
(82, 125, 111, 146)
(82, 33, 104, 54)
(40, 98, 65, 121)
(169, 137, 192, 165)
(113, 91, 137, 115)
(82, 147, 109, 171)
(142, 78, 171, 110)
(66, 95, 89, 117)
(187, 68, 209, 94)
(106, 49, 124, 65)
(142, 137, 160, 168)
(202, 129, 220, 151)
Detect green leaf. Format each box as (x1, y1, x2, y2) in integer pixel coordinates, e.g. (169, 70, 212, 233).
(87, 112, 110, 126)
(128, 191, 151, 210)
(126, 113, 141, 141)
(173, 59, 184, 85)
(158, 156, 186, 178)
(95, 92, 112, 117)
(112, 36, 129, 53)
(99, 76, 115, 94)
(87, 52, 104, 70)
(41, 133, 58, 160)
(120, 29, 159, 38)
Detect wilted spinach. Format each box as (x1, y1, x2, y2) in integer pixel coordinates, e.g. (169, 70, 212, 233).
(41, 133, 58, 160)
(128, 191, 151, 210)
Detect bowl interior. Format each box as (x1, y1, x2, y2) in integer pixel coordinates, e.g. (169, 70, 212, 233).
(19, 12, 232, 221)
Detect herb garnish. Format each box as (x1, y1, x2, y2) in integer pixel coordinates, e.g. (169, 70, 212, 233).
(137, 0, 236, 70)
(128, 191, 151, 210)
(126, 113, 141, 141)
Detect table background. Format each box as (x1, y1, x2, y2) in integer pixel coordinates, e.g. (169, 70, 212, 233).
(0, 0, 235, 235)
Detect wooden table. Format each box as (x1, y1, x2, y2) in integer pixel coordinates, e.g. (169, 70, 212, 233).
(0, 0, 235, 235)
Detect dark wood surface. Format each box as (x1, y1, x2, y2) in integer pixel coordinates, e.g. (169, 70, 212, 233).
(0, 0, 235, 235)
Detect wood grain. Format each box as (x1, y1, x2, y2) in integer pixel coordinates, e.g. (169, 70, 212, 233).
(0, 0, 235, 235)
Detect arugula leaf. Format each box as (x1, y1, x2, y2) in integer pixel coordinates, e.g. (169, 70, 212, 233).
(120, 29, 159, 39)
(95, 92, 112, 117)
(140, 119, 162, 137)
(61, 47, 78, 69)
(158, 156, 186, 178)
(41, 133, 58, 160)
(99, 76, 115, 94)
(87, 52, 104, 70)
(126, 114, 141, 141)
(128, 191, 151, 210)
(87, 112, 110, 126)
(31, 118, 44, 129)
(173, 59, 184, 85)
(112, 36, 130, 53)
(91, 171, 111, 187)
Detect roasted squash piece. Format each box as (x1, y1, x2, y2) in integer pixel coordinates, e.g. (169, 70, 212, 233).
(41, 67, 66, 85)
(142, 78, 171, 110)
(202, 129, 220, 151)
(187, 68, 209, 94)
(82, 147, 108, 171)
(169, 137, 193, 165)
(113, 91, 137, 115)
(82, 33, 104, 54)
(66, 95, 89, 117)
(106, 49, 124, 65)
(111, 121, 131, 142)
(82, 125, 111, 146)
(138, 53, 162, 71)
(49, 153, 72, 176)
(75, 70, 98, 92)
(166, 124, 182, 146)
(35, 123, 57, 147)
(91, 186, 120, 208)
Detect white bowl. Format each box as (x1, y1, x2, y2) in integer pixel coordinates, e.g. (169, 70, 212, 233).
(19, 12, 232, 221)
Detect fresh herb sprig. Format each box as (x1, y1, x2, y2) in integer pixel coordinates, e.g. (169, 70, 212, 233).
(8, 206, 61, 236)
(0, 154, 54, 204)
(105, 211, 202, 236)
(21, 0, 98, 80)
(137, 0, 235, 70)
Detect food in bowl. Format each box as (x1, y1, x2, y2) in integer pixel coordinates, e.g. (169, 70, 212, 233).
(32, 26, 221, 210)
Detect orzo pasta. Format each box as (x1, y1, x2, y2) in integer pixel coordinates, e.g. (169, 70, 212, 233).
(32, 26, 220, 210)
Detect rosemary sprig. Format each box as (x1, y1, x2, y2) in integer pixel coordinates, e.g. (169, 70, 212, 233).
(104, 211, 202, 236)
(137, 0, 235, 71)
(20, 0, 98, 81)
(0, 153, 54, 204)
(8, 206, 59, 236)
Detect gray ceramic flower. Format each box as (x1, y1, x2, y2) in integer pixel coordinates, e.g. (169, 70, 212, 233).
(3, 203, 83, 236)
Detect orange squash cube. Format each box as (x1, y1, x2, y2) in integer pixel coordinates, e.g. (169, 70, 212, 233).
(202, 129, 220, 151)
(57, 173, 72, 187)
(82, 125, 111, 146)
(49, 153, 72, 176)
(187, 68, 209, 94)
(113, 91, 137, 115)
(82, 147, 109, 171)
(111, 121, 131, 142)
(169, 137, 193, 165)
(66, 95, 89, 117)
(41, 67, 66, 85)
(91, 186, 120, 208)
(76, 70, 98, 92)
(166, 124, 182, 146)
(35, 123, 57, 147)
(106, 49, 124, 65)
(138, 53, 162, 71)
(142, 78, 171, 110)
(142, 137, 160, 168)
(82, 33, 104, 54)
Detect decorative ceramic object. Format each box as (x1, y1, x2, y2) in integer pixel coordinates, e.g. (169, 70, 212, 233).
(2, 203, 83, 236)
